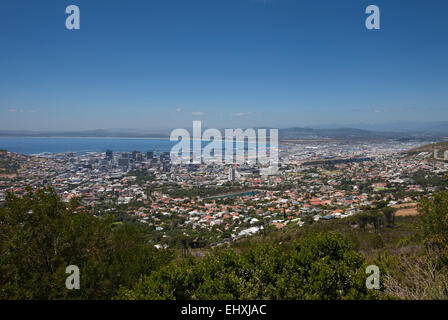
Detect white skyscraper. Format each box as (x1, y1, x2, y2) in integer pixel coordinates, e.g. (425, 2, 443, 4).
(228, 167, 236, 181)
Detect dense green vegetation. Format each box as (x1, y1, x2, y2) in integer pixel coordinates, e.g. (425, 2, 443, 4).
(126, 170, 155, 185)
(1, 187, 448, 300)
(419, 191, 448, 264)
(116, 232, 378, 300)
(0, 188, 172, 299)
(0, 150, 19, 175)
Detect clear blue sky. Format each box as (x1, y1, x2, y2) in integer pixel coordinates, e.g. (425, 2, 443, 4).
(1, 0, 447, 131)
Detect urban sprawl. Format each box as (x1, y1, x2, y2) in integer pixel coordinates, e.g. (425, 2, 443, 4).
(1, 140, 447, 249)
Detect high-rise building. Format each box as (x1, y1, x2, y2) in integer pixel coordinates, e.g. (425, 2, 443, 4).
(162, 163, 170, 173)
(105, 149, 113, 160)
(434, 149, 448, 161)
(228, 167, 236, 181)
(146, 151, 154, 159)
(131, 150, 143, 161)
(160, 152, 170, 161)
(131, 150, 139, 160)
(118, 158, 128, 167)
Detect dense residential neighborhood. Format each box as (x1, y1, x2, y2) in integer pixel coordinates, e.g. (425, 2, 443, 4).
(1, 140, 447, 249)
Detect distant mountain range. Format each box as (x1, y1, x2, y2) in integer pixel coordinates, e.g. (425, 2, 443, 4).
(311, 121, 448, 135)
(0, 129, 169, 138)
(1, 123, 447, 141)
(278, 127, 406, 140)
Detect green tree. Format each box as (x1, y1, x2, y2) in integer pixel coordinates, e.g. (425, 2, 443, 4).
(356, 211, 383, 233)
(382, 207, 396, 227)
(116, 232, 378, 300)
(418, 191, 448, 263)
(0, 187, 172, 299)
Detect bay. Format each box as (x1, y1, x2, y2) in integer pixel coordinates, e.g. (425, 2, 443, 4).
(0, 137, 271, 156)
(0, 137, 175, 155)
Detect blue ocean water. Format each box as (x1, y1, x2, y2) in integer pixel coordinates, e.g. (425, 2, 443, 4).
(0, 137, 176, 155)
(0, 137, 272, 155)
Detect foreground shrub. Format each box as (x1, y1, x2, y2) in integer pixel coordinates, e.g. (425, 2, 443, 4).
(117, 232, 379, 300)
(0, 188, 172, 299)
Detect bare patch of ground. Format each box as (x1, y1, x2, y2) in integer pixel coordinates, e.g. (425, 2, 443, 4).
(0, 173, 17, 179)
(392, 203, 420, 216)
